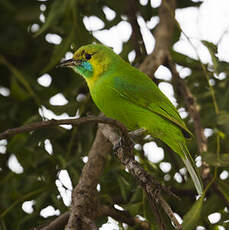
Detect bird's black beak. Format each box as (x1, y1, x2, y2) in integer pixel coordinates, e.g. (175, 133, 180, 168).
(57, 59, 81, 68)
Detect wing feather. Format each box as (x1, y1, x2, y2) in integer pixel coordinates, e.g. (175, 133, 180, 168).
(111, 73, 192, 138)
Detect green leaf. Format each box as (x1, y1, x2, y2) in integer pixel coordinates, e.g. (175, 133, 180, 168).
(16, 6, 40, 21)
(34, 0, 69, 37)
(217, 111, 229, 134)
(201, 40, 217, 54)
(42, 28, 75, 72)
(0, 187, 47, 219)
(129, 186, 142, 203)
(182, 196, 204, 230)
(7, 134, 28, 153)
(10, 77, 30, 101)
(170, 50, 202, 70)
(201, 40, 218, 71)
(129, 202, 142, 216)
(217, 180, 229, 202)
(202, 153, 229, 167)
(46, 102, 79, 116)
(117, 176, 130, 201)
(142, 192, 160, 228)
(216, 61, 229, 74)
(0, 55, 40, 106)
(177, 0, 202, 8)
(124, 202, 142, 217)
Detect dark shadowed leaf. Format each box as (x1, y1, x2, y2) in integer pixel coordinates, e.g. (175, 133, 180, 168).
(42, 29, 75, 73)
(182, 196, 203, 230)
(217, 180, 229, 202)
(202, 153, 229, 167)
(202, 40, 218, 71)
(34, 0, 69, 37)
(217, 111, 229, 134)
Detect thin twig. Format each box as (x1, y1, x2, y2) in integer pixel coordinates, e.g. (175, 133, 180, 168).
(126, 0, 147, 64)
(139, 0, 176, 80)
(145, 190, 166, 230)
(101, 205, 150, 230)
(157, 194, 182, 230)
(0, 116, 129, 141)
(39, 212, 69, 230)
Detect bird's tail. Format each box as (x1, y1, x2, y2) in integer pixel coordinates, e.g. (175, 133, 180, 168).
(179, 143, 203, 195)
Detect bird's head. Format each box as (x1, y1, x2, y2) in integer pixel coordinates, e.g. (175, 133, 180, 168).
(58, 44, 117, 88)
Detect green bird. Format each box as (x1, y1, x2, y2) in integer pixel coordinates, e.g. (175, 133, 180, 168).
(59, 43, 203, 195)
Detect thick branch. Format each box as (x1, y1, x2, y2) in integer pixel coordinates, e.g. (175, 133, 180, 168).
(66, 128, 111, 230)
(139, 0, 176, 79)
(39, 203, 151, 230)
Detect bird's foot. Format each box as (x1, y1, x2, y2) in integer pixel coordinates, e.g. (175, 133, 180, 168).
(113, 137, 124, 152)
(128, 128, 146, 138)
(113, 136, 135, 152)
(152, 189, 161, 202)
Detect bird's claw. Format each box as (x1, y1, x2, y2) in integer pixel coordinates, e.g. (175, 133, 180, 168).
(113, 137, 123, 152)
(113, 136, 135, 152)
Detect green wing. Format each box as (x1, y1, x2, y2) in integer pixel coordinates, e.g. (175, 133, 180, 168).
(110, 69, 192, 138)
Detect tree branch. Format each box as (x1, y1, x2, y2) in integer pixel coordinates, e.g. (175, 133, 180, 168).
(145, 190, 166, 230)
(101, 205, 150, 230)
(39, 212, 69, 230)
(139, 0, 176, 80)
(99, 123, 183, 230)
(38, 203, 152, 230)
(66, 128, 111, 230)
(126, 0, 147, 64)
(0, 116, 129, 140)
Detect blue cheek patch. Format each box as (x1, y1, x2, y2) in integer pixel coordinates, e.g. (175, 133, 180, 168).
(81, 61, 93, 72)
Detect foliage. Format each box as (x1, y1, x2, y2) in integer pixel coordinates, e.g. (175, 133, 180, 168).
(0, 0, 229, 229)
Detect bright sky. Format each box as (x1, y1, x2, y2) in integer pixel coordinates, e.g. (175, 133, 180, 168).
(3, 0, 229, 229)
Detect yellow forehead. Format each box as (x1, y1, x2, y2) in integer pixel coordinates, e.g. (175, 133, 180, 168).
(73, 47, 95, 60)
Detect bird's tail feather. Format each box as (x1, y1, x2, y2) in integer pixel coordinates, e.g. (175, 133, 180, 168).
(179, 143, 203, 195)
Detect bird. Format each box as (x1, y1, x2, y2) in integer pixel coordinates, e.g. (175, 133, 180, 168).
(59, 43, 203, 195)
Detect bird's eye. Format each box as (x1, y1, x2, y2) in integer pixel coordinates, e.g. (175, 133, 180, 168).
(85, 53, 92, 60)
